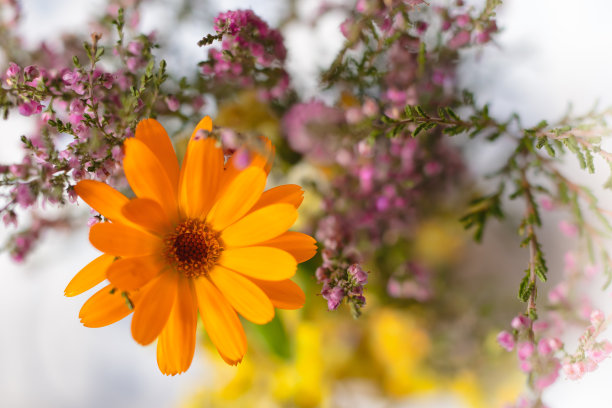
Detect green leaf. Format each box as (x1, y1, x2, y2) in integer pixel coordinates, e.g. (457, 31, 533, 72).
(518, 272, 532, 302)
(253, 314, 291, 360)
(414, 105, 429, 119)
(445, 107, 460, 121)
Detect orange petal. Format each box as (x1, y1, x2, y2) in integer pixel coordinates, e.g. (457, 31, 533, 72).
(250, 278, 305, 310)
(79, 284, 133, 328)
(106, 255, 162, 291)
(178, 137, 224, 219)
(193, 276, 246, 365)
(131, 271, 178, 345)
(122, 198, 172, 236)
(135, 118, 180, 190)
(179, 116, 213, 176)
(157, 277, 198, 375)
(220, 246, 297, 281)
(123, 138, 179, 224)
(221, 203, 297, 248)
(65, 254, 115, 297)
(208, 167, 267, 231)
(249, 184, 304, 213)
(209, 266, 274, 324)
(74, 180, 131, 225)
(89, 222, 161, 257)
(260, 231, 317, 263)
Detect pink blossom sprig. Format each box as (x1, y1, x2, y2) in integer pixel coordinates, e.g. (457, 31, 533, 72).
(314, 242, 368, 316)
(199, 9, 290, 101)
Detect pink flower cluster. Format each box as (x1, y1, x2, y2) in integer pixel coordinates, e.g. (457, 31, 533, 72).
(315, 242, 368, 314)
(562, 310, 612, 380)
(498, 315, 562, 392)
(202, 10, 290, 100)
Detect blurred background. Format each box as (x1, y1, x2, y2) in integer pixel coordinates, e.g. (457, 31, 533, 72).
(1, 0, 612, 407)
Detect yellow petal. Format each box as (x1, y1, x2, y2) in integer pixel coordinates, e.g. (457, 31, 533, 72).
(179, 137, 223, 219)
(221, 203, 297, 247)
(209, 266, 274, 324)
(220, 246, 297, 281)
(135, 118, 180, 190)
(79, 284, 133, 328)
(193, 276, 246, 365)
(131, 271, 178, 345)
(157, 277, 197, 375)
(89, 222, 161, 257)
(106, 255, 162, 291)
(122, 198, 172, 236)
(260, 231, 317, 263)
(208, 166, 266, 231)
(65, 254, 114, 297)
(74, 180, 131, 225)
(123, 138, 179, 224)
(250, 278, 305, 310)
(249, 184, 304, 213)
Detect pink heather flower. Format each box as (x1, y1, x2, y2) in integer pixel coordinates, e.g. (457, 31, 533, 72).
(348, 264, 368, 285)
(540, 197, 554, 211)
(15, 184, 35, 207)
(517, 342, 535, 360)
(519, 360, 533, 373)
(2, 212, 17, 227)
(559, 220, 579, 238)
(537, 338, 553, 356)
(362, 98, 379, 117)
(448, 30, 471, 49)
(497, 331, 515, 351)
(511, 315, 531, 330)
(549, 338, 563, 350)
(126, 57, 140, 72)
(340, 18, 353, 39)
(385, 88, 407, 105)
(563, 361, 586, 380)
(69, 99, 85, 115)
(5, 62, 20, 80)
(590, 309, 605, 326)
(165, 95, 180, 112)
(127, 41, 143, 55)
(345, 107, 364, 124)
(87, 217, 100, 227)
(327, 286, 344, 310)
(111, 145, 124, 162)
(356, 0, 367, 13)
(455, 14, 471, 28)
(18, 100, 43, 117)
(415, 21, 428, 35)
(67, 188, 78, 203)
(424, 161, 442, 176)
(23, 65, 39, 81)
(232, 150, 251, 170)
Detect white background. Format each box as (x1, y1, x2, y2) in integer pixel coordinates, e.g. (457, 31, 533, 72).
(1, 0, 612, 406)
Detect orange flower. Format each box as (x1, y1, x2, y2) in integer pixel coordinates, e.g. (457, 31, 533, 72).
(65, 116, 316, 375)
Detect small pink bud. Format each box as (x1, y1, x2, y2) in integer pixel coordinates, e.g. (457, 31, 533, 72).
(590, 309, 605, 326)
(517, 341, 535, 360)
(497, 331, 515, 351)
(511, 315, 530, 330)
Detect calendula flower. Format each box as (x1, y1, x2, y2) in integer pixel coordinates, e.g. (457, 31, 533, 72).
(65, 116, 316, 375)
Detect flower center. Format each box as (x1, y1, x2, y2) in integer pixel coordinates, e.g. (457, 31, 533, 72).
(164, 219, 223, 278)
